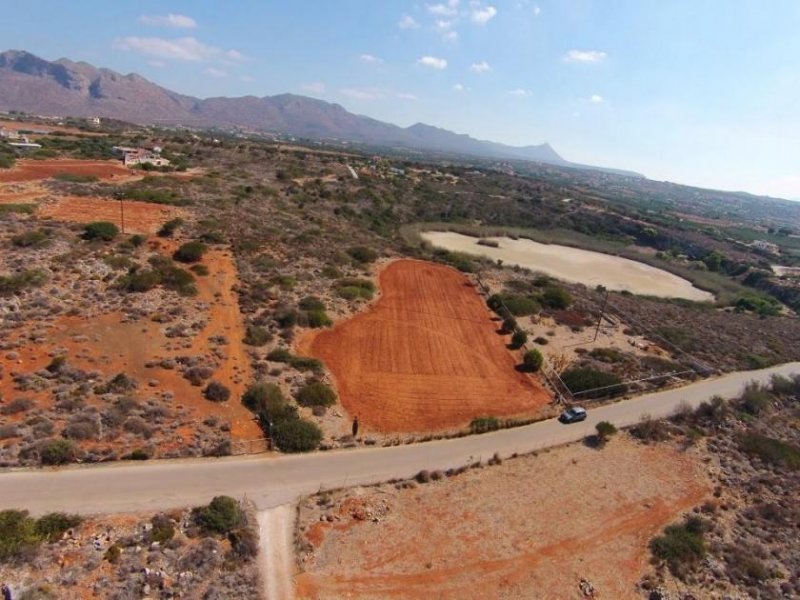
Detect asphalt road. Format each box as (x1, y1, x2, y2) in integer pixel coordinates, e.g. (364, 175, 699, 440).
(2, 362, 798, 516)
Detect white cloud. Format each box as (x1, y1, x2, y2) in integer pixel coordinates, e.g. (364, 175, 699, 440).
(508, 88, 532, 96)
(239, 75, 255, 83)
(147, 60, 166, 68)
(564, 49, 608, 63)
(360, 53, 383, 64)
(398, 14, 419, 29)
(471, 5, 498, 24)
(139, 13, 197, 29)
(427, 1, 459, 16)
(453, 83, 466, 91)
(533, 5, 541, 16)
(205, 67, 227, 78)
(301, 82, 326, 93)
(435, 19, 453, 30)
(114, 36, 243, 63)
(471, 60, 490, 73)
(397, 92, 418, 100)
(590, 94, 604, 103)
(442, 30, 459, 42)
(417, 55, 448, 69)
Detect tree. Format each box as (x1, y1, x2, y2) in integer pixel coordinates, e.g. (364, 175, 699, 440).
(595, 421, 617, 445)
(192, 496, 243, 535)
(241, 382, 284, 413)
(82, 221, 119, 241)
(541, 286, 572, 310)
(272, 418, 322, 453)
(521, 349, 543, 372)
(39, 439, 79, 465)
(510, 329, 528, 349)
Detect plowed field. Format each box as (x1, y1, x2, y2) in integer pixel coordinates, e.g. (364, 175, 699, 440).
(39, 196, 185, 234)
(299, 260, 550, 433)
(0, 159, 132, 183)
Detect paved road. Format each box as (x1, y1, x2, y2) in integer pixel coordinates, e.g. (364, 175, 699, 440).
(2, 362, 799, 516)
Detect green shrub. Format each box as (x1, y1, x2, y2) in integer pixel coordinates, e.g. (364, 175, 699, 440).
(541, 286, 572, 309)
(11, 229, 50, 248)
(204, 381, 231, 403)
(243, 325, 272, 346)
(53, 173, 98, 183)
(738, 432, 800, 470)
(299, 296, 325, 311)
(266, 348, 293, 363)
(192, 496, 243, 535)
(503, 294, 540, 316)
(157, 218, 184, 237)
(39, 439, 79, 465)
(173, 241, 207, 263)
(82, 221, 119, 241)
(305, 309, 332, 328)
(561, 368, 624, 398)
(649, 516, 706, 577)
(470, 416, 501, 434)
(242, 382, 285, 413)
(272, 418, 322, 453)
(510, 329, 528, 349)
(521, 349, 543, 372)
(34, 513, 82, 542)
(338, 285, 374, 301)
(149, 514, 175, 543)
(190, 264, 209, 276)
(296, 382, 337, 408)
(739, 382, 772, 416)
(0, 269, 48, 297)
(595, 421, 618, 443)
(347, 246, 378, 263)
(0, 509, 39, 562)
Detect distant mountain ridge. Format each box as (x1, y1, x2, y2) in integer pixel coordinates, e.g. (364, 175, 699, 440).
(0, 49, 640, 176)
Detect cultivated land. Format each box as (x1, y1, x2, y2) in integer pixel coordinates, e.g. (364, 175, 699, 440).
(421, 230, 714, 302)
(298, 259, 551, 433)
(295, 435, 710, 599)
(38, 196, 187, 235)
(0, 159, 133, 183)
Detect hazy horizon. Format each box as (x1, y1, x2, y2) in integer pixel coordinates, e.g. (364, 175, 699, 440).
(3, 1, 799, 199)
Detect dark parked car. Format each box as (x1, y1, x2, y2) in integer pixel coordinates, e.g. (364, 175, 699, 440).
(559, 406, 587, 423)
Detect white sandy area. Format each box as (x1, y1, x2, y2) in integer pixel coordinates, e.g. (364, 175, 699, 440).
(422, 231, 714, 302)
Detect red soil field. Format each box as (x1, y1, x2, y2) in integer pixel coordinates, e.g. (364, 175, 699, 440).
(0, 159, 132, 183)
(39, 196, 186, 234)
(299, 260, 551, 433)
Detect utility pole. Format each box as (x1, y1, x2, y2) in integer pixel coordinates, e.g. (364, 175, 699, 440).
(119, 197, 125, 234)
(592, 289, 610, 342)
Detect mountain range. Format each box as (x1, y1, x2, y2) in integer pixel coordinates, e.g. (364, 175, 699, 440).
(0, 50, 638, 176)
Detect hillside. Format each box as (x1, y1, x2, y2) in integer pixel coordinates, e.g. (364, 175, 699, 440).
(0, 49, 640, 175)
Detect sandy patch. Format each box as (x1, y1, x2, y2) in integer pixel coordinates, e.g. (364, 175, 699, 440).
(421, 231, 713, 302)
(297, 259, 551, 434)
(296, 435, 711, 599)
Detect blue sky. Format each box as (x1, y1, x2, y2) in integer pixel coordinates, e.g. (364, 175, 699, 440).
(4, 1, 800, 199)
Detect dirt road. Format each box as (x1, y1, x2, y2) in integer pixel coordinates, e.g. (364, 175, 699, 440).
(257, 505, 296, 600)
(1, 362, 798, 516)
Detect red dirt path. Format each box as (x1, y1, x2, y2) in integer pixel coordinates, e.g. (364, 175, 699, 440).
(39, 196, 186, 234)
(0, 159, 132, 183)
(298, 260, 551, 433)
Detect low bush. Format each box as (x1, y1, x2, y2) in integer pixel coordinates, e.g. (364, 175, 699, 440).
(510, 329, 527, 349)
(541, 286, 572, 309)
(173, 241, 208, 263)
(11, 229, 50, 248)
(82, 221, 119, 241)
(192, 496, 243, 536)
(470, 416, 501, 434)
(296, 382, 337, 408)
(149, 514, 175, 543)
(157, 217, 184, 237)
(298, 296, 325, 312)
(0, 510, 39, 562)
(561, 368, 624, 398)
(521, 349, 543, 372)
(34, 513, 82, 542)
(738, 432, 800, 470)
(347, 246, 378, 263)
(242, 382, 284, 413)
(204, 381, 231, 403)
(243, 325, 272, 346)
(39, 438, 79, 465)
(271, 418, 322, 453)
(739, 382, 772, 416)
(0, 269, 48, 297)
(304, 309, 331, 328)
(649, 516, 706, 578)
(336, 278, 375, 301)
